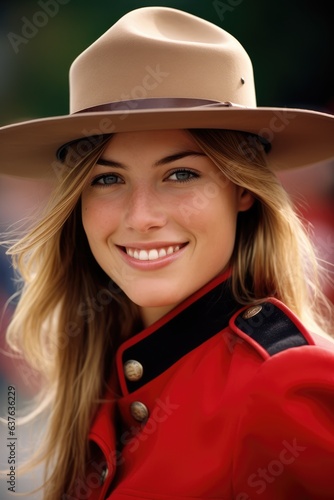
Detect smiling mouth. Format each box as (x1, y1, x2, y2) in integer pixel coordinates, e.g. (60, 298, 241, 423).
(122, 244, 188, 261)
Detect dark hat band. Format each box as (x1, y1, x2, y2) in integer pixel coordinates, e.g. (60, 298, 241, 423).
(74, 97, 235, 113)
(56, 98, 270, 163)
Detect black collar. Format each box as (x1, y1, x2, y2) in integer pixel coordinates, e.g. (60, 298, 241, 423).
(118, 274, 240, 393)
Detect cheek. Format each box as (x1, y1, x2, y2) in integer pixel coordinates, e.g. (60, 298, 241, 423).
(81, 201, 97, 240)
(175, 189, 214, 227)
(81, 199, 119, 243)
(176, 184, 239, 233)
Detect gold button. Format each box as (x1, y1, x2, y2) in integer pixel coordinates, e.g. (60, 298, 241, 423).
(100, 466, 108, 485)
(124, 360, 144, 381)
(242, 304, 263, 319)
(130, 401, 149, 422)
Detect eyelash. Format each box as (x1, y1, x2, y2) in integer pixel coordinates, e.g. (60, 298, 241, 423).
(91, 173, 124, 187)
(166, 168, 200, 183)
(90, 168, 200, 187)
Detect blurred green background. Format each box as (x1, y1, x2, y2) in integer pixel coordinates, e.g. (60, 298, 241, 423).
(1, 0, 333, 126)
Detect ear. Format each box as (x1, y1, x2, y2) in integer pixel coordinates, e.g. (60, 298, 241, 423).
(237, 188, 255, 212)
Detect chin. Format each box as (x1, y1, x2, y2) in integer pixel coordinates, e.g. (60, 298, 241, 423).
(130, 294, 177, 309)
(124, 285, 182, 309)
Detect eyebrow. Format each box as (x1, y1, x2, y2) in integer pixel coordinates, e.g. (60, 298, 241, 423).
(96, 150, 206, 168)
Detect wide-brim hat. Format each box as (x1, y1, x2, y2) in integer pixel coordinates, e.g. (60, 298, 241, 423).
(1, 7, 334, 178)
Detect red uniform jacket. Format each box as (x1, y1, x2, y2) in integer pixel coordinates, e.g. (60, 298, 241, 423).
(68, 272, 334, 499)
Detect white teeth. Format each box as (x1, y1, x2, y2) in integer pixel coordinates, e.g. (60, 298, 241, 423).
(139, 249, 149, 261)
(148, 249, 159, 260)
(125, 245, 184, 261)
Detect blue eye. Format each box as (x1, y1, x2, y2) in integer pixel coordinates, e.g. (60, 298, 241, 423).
(91, 174, 123, 186)
(167, 169, 199, 182)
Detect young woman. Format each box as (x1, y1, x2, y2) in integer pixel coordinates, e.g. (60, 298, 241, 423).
(1, 7, 334, 500)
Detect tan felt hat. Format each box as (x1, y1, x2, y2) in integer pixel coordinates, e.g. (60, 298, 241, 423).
(1, 6, 334, 178)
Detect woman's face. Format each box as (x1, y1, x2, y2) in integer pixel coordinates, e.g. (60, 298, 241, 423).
(81, 130, 253, 325)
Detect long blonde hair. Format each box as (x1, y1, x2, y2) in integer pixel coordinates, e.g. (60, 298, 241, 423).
(190, 129, 333, 334)
(3, 129, 333, 497)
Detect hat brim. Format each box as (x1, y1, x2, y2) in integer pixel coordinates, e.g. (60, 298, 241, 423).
(0, 106, 334, 178)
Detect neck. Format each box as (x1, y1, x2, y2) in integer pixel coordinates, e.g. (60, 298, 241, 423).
(138, 270, 233, 328)
(140, 304, 176, 328)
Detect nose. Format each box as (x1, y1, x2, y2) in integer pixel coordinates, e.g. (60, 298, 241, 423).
(124, 185, 167, 233)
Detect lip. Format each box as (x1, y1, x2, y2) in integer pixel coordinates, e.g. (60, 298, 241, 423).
(116, 242, 189, 270)
(118, 241, 187, 250)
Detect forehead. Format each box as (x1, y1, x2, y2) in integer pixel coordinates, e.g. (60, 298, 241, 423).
(102, 130, 202, 157)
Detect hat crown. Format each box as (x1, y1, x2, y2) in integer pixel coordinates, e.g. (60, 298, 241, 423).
(69, 7, 256, 113)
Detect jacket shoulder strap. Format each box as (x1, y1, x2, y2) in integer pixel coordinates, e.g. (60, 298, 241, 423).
(231, 300, 311, 356)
